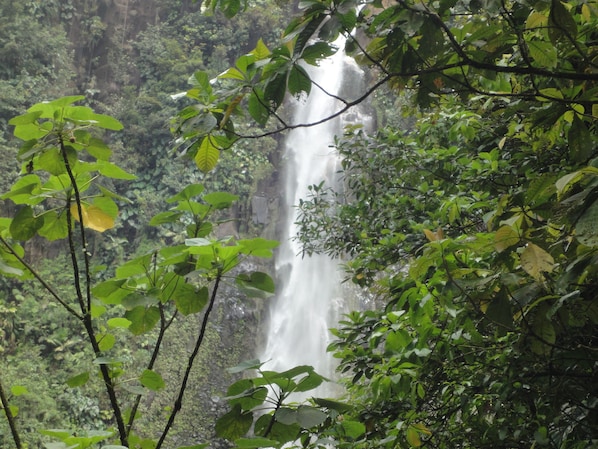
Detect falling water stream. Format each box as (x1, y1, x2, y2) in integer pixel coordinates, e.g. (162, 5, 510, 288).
(260, 42, 367, 397)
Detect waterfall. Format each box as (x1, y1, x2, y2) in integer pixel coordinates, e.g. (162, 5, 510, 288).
(260, 42, 367, 398)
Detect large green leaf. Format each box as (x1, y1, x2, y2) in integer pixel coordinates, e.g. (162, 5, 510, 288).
(38, 210, 69, 241)
(226, 379, 268, 410)
(238, 238, 279, 257)
(10, 206, 43, 240)
(215, 404, 253, 440)
(2, 174, 42, 205)
(235, 272, 275, 298)
(227, 359, 263, 374)
(140, 369, 166, 391)
(203, 191, 239, 209)
(195, 137, 220, 173)
(264, 72, 288, 110)
(174, 284, 208, 316)
(288, 64, 311, 97)
(301, 42, 336, 65)
(167, 184, 205, 203)
(125, 306, 161, 335)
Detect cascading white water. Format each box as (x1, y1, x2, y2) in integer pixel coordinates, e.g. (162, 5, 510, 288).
(260, 44, 366, 397)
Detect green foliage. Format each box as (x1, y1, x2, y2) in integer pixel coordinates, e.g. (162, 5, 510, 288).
(0, 97, 278, 448)
(187, 0, 598, 447)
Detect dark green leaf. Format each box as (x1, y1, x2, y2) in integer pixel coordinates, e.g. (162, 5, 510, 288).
(125, 306, 161, 335)
(264, 72, 288, 110)
(215, 404, 253, 440)
(235, 272, 275, 298)
(174, 285, 208, 316)
(248, 89, 270, 126)
(568, 115, 592, 163)
(10, 206, 43, 240)
(288, 64, 311, 97)
(301, 42, 336, 65)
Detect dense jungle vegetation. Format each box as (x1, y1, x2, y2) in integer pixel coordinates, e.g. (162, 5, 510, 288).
(1, 0, 597, 448)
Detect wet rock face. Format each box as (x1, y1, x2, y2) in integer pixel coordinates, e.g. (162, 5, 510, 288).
(251, 196, 269, 225)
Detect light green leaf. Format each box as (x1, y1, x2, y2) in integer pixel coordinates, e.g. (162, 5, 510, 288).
(97, 333, 116, 352)
(251, 39, 271, 60)
(341, 420, 366, 439)
(167, 184, 205, 203)
(406, 426, 422, 447)
(238, 238, 279, 257)
(10, 385, 28, 396)
(92, 279, 129, 305)
(37, 210, 69, 241)
(89, 113, 124, 130)
(140, 369, 166, 391)
(95, 161, 137, 180)
(227, 359, 263, 374)
(526, 40, 557, 69)
(2, 174, 42, 205)
(8, 111, 42, 125)
(150, 211, 184, 226)
(203, 191, 239, 209)
(107, 317, 131, 329)
(66, 372, 90, 388)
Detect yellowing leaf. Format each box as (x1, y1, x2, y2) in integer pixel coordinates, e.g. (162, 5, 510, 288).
(411, 422, 432, 436)
(195, 137, 220, 173)
(520, 243, 554, 281)
(526, 11, 548, 29)
(70, 204, 115, 232)
(406, 426, 422, 447)
(494, 225, 520, 252)
(423, 227, 444, 242)
(581, 4, 591, 22)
